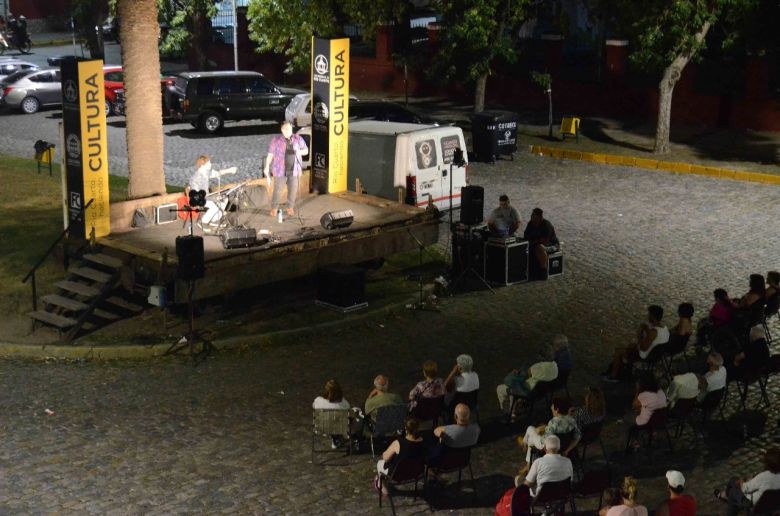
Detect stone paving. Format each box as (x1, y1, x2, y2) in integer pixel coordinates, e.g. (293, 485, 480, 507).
(1, 155, 780, 514)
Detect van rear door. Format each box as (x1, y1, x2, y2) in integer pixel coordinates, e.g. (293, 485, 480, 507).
(438, 130, 467, 209)
(409, 132, 444, 208)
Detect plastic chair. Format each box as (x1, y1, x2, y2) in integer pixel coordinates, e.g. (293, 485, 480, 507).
(574, 420, 609, 473)
(573, 469, 611, 511)
(663, 333, 691, 376)
(625, 407, 673, 455)
(751, 488, 780, 515)
(410, 395, 444, 428)
(668, 397, 697, 438)
(311, 409, 352, 464)
(368, 404, 408, 458)
(426, 446, 475, 498)
(531, 478, 576, 515)
(379, 454, 427, 515)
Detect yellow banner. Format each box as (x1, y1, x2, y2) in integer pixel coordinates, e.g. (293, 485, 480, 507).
(328, 38, 349, 193)
(77, 60, 110, 238)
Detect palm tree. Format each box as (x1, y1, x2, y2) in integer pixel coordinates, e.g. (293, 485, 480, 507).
(118, 0, 166, 199)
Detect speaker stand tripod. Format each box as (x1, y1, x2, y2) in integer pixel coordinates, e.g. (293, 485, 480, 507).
(450, 225, 495, 294)
(165, 280, 214, 363)
(405, 228, 439, 312)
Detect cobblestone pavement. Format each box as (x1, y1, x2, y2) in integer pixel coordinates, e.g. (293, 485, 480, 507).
(2, 156, 780, 514)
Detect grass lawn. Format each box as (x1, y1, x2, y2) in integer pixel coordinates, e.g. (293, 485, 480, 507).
(0, 155, 180, 315)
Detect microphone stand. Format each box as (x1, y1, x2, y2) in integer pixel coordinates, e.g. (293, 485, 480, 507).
(405, 228, 439, 313)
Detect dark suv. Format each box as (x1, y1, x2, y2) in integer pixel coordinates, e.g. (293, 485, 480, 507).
(172, 71, 305, 134)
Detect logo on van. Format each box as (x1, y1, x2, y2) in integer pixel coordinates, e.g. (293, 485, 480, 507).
(314, 54, 329, 76)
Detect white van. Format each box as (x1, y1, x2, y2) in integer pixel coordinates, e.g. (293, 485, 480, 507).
(298, 121, 468, 210)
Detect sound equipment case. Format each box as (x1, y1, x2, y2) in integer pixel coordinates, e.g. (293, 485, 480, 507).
(484, 239, 528, 285)
(315, 264, 368, 312)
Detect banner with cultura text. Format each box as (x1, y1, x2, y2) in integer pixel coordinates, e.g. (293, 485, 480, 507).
(311, 37, 349, 194)
(61, 59, 110, 239)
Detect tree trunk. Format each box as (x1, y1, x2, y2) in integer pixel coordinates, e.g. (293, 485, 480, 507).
(653, 21, 711, 154)
(119, 0, 166, 199)
(474, 73, 487, 113)
(190, 7, 210, 70)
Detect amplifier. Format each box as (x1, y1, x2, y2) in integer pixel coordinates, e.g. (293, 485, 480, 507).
(484, 239, 528, 285)
(221, 227, 257, 249)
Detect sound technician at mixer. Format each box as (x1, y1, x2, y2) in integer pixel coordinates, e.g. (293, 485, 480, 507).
(487, 194, 521, 237)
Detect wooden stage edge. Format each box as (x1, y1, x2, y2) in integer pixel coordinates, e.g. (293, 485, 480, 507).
(96, 189, 440, 303)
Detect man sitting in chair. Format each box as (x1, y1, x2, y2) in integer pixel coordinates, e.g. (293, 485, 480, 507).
(487, 194, 520, 236)
(364, 374, 404, 419)
(433, 403, 481, 448)
(523, 207, 559, 279)
(519, 434, 573, 497)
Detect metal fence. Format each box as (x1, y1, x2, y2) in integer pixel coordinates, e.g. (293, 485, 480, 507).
(211, 0, 240, 45)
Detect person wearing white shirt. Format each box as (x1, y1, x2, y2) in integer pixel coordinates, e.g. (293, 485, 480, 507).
(697, 352, 727, 401)
(666, 372, 699, 407)
(718, 447, 780, 514)
(444, 354, 479, 406)
(519, 435, 573, 497)
(312, 379, 351, 410)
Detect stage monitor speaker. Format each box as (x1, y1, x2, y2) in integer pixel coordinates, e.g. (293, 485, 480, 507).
(460, 185, 484, 225)
(176, 235, 205, 280)
(316, 264, 367, 312)
(221, 227, 257, 249)
(320, 210, 354, 230)
(156, 203, 178, 225)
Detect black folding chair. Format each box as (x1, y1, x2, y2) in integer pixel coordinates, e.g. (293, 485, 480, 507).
(750, 488, 780, 515)
(426, 446, 475, 498)
(379, 454, 427, 515)
(451, 389, 480, 422)
(368, 404, 408, 459)
(531, 478, 576, 515)
(574, 420, 609, 473)
(669, 397, 697, 438)
(696, 388, 725, 436)
(410, 395, 444, 428)
(510, 380, 553, 424)
(663, 333, 691, 377)
(625, 407, 673, 455)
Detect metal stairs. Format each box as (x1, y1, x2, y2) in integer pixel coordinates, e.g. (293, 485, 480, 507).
(27, 251, 145, 343)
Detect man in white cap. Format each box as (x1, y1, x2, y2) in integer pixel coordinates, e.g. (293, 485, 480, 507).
(655, 470, 697, 516)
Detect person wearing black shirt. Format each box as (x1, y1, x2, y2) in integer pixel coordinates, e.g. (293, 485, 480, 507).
(523, 208, 559, 279)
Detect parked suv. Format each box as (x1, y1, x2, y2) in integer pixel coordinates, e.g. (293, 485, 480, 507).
(172, 71, 305, 133)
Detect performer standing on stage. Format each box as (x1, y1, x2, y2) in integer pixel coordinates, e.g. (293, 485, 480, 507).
(264, 121, 308, 218)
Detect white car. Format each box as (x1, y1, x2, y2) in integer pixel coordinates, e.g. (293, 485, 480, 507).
(285, 92, 358, 128)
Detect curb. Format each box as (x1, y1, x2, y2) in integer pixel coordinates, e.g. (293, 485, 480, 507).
(0, 285, 437, 361)
(32, 39, 74, 48)
(529, 145, 780, 186)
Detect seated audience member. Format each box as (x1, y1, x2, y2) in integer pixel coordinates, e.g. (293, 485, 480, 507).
(666, 372, 699, 408)
(697, 351, 727, 401)
(444, 354, 479, 405)
(312, 379, 351, 410)
(523, 207, 559, 279)
(375, 417, 424, 495)
(626, 374, 667, 450)
(520, 435, 573, 497)
(731, 325, 770, 380)
(734, 274, 767, 327)
(497, 347, 559, 415)
(604, 305, 669, 382)
(408, 360, 445, 410)
(600, 477, 648, 516)
(655, 470, 696, 516)
(696, 289, 736, 347)
(670, 302, 693, 341)
(717, 447, 780, 513)
(364, 374, 404, 418)
(553, 334, 573, 373)
(518, 398, 580, 463)
(487, 194, 521, 236)
(569, 386, 607, 430)
(433, 403, 480, 449)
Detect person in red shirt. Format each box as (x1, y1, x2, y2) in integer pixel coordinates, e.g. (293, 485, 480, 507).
(655, 470, 697, 516)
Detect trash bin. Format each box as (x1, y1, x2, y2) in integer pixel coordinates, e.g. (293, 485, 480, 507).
(470, 110, 519, 164)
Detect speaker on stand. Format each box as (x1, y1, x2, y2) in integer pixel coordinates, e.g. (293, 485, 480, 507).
(460, 185, 484, 225)
(168, 235, 212, 361)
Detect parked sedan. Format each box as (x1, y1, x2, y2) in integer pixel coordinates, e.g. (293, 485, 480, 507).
(285, 92, 359, 128)
(102, 65, 176, 116)
(0, 59, 38, 81)
(0, 68, 62, 113)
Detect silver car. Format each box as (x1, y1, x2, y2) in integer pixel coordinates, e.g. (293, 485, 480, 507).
(0, 59, 38, 81)
(1, 68, 62, 114)
(285, 92, 359, 128)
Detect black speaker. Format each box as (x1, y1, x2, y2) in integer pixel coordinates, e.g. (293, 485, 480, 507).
(320, 210, 354, 230)
(316, 264, 367, 312)
(176, 236, 204, 280)
(460, 185, 484, 225)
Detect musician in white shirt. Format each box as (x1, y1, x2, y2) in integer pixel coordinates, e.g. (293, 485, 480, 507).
(187, 155, 236, 194)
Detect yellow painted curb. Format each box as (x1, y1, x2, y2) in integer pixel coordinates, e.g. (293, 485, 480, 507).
(531, 145, 778, 186)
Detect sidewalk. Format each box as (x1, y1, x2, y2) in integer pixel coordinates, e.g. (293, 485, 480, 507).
(29, 31, 74, 47)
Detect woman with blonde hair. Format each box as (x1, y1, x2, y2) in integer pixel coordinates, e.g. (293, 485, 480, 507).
(600, 477, 648, 516)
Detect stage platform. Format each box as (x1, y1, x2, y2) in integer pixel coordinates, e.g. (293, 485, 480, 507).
(97, 186, 440, 303)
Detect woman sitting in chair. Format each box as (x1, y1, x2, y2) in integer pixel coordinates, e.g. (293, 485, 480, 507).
(600, 476, 648, 516)
(569, 386, 606, 430)
(766, 271, 780, 315)
(312, 379, 350, 410)
(517, 397, 580, 465)
(626, 374, 667, 451)
(716, 447, 780, 513)
(734, 274, 767, 328)
(375, 417, 424, 496)
(408, 360, 445, 410)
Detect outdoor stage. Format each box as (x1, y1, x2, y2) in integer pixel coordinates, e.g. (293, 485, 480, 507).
(97, 182, 440, 303)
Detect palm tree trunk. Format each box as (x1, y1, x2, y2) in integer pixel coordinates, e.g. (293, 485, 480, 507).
(653, 21, 711, 155)
(119, 0, 166, 199)
(474, 73, 487, 113)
